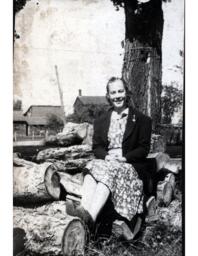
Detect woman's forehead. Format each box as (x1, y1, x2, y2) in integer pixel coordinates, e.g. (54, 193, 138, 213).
(108, 80, 125, 92)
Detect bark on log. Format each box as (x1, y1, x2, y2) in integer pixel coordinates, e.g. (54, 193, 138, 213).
(13, 159, 60, 203)
(36, 144, 93, 162)
(13, 202, 86, 256)
(45, 133, 82, 147)
(62, 122, 89, 140)
(45, 122, 90, 147)
(46, 158, 93, 173)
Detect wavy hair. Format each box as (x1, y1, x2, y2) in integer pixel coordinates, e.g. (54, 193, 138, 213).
(106, 77, 135, 108)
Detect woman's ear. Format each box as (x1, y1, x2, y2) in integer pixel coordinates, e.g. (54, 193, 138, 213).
(106, 94, 111, 105)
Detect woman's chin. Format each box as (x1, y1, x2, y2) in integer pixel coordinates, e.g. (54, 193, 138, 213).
(113, 104, 126, 112)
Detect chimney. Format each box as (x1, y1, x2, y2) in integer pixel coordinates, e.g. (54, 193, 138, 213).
(78, 89, 82, 96)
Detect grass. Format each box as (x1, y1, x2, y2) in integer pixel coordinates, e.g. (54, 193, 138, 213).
(85, 220, 183, 256)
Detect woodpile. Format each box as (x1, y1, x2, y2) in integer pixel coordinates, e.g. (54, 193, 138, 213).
(14, 202, 86, 255)
(13, 122, 181, 255)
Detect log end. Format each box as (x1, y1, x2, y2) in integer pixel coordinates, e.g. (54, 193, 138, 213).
(62, 219, 86, 256)
(44, 165, 61, 200)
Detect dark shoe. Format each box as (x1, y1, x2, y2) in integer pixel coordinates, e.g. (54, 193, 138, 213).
(66, 200, 94, 232)
(112, 216, 142, 241)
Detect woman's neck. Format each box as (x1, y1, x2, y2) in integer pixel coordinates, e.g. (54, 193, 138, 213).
(114, 106, 127, 114)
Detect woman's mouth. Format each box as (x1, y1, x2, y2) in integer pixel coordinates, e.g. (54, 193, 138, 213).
(113, 97, 125, 103)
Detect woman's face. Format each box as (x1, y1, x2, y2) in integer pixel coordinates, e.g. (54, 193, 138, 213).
(107, 80, 127, 112)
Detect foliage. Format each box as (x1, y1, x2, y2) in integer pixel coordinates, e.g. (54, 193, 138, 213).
(14, 0, 31, 15)
(66, 104, 109, 124)
(13, 99, 22, 110)
(161, 85, 183, 124)
(46, 114, 64, 133)
(110, 0, 170, 8)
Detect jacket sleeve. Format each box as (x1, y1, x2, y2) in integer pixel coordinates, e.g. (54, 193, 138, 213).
(92, 119, 108, 159)
(125, 116, 152, 163)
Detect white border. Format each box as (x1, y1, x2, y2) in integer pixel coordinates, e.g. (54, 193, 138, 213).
(0, 1, 196, 255)
(186, 1, 198, 255)
(0, 1, 13, 255)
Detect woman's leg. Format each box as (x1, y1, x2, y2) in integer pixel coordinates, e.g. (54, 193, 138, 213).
(81, 175, 110, 221)
(88, 182, 110, 221)
(81, 174, 97, 210)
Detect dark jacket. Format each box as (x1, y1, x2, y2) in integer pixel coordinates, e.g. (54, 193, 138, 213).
(92, 107, 155, 193)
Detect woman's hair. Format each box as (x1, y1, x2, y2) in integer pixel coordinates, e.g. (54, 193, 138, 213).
(106, 77, 135, 108)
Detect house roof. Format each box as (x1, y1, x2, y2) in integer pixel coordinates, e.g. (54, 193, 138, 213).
(14, 106, 64, 126)
(13, 111, 27, 123)
(24, 105, 63, 117)
(74, 96, 108, 106)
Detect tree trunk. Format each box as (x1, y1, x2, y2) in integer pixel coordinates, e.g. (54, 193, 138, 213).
(13, 159, 60, 203)
(13, 201, 86, 256)
(122, 0, 163, 129)
(36, 144, 93, 162)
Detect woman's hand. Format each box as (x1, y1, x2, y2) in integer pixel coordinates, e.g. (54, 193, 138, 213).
(105, 155, 115, 161)
(115, 156, 127, 163)
(105, 155, 127, 163)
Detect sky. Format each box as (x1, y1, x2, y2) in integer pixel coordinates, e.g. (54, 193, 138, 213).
(14, 0, 184, 114)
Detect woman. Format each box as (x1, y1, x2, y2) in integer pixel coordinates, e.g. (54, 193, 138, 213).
(66, 77, 152, 240)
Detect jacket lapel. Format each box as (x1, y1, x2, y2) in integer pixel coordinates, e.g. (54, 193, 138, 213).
(102, 109, 112, 143)
(123, 107, 137, 142)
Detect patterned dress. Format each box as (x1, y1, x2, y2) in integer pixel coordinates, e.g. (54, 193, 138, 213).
(85, 109, 144, 221)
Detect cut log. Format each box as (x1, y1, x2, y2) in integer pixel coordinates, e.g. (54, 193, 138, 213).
(62, 122, 89, 140)
(150, 134, 166, 153)
(47, 158, 93, 173)
(45, 133, 82, 147)
(13, 159, 60, 203)
(147, 152, 170, 172)
(59, 172, 83, 198)
(45, 122, 90, 147)
(164, 158, 182, 174)
(36, 144, 93, 162)
(13, 202, 86, 256)
(44, 167, 83, 200)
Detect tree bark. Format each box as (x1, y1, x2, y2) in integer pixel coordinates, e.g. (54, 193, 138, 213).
(36, 144, 93, 162)
(122, 0, 164, 129)
(13, 201, 86, 256)
(13, 159, 60, 203)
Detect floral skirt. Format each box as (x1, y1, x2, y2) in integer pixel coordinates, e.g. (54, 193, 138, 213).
(85, 159, 144, 221)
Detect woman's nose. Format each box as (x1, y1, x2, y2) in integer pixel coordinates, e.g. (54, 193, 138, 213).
(114, 92, 120, 97)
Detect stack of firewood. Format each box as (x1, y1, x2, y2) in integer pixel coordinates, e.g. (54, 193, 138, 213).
(13, 122, 181, 256)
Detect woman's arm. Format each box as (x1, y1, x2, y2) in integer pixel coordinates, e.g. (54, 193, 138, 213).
(92, 119, 108, 159)
(125, 116, 152, 163)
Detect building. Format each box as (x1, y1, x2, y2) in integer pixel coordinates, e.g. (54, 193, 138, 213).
(73, 96, 109, 117)
(24, 105, 64, 118)
(13, 105, 65, 139)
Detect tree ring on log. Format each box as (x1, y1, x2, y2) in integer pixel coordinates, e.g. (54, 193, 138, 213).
(44, 164, 61, 200)
(62, 219, 86, 256)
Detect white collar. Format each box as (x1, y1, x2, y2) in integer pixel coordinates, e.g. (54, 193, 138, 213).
(112, 108, 129, 119)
